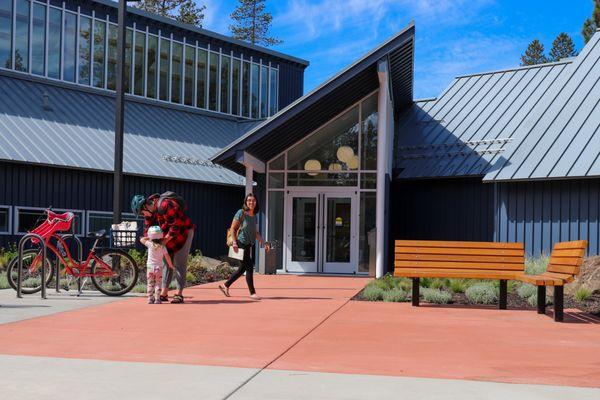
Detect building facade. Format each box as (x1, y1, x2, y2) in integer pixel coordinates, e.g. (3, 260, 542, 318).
(0, 0, 308, 256)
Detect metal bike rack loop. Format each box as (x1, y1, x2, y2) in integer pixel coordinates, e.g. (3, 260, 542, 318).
(17, 233, 48, 299)
(59, 226, 83, 294)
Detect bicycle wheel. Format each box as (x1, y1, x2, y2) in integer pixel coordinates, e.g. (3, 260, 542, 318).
(90, 250, 139, 296)
(7, 249, 55, 294)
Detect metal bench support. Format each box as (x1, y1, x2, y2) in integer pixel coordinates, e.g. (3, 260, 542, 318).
(499, 280, 507, 310)
(537, 285, 546, 314)
(554, 286, 564, 322)
(411, 278, 420, 306)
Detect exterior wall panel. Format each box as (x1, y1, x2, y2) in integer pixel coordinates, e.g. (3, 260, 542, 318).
(0, 162, 243, 257)
(278, 62, 304, 109)
(495, 179, 600, 256)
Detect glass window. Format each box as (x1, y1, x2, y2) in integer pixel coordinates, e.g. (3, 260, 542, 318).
(17, 208, 83, 235)
(267, 191, 284, 268)
(47, 8, 61, 79)
(133, 31, 145, 96)
(220, 54, 230, 113)
(359, 192, 376, 274)
(287, 173, 358, 187)
(184, 45, 194, 106)
(268, 173, 284, 189)
(171, 41, 182, 103)
(241, 61, 250, 117)
(93, 20, 106, 88)
(15, 0, 29, 72)
(268, 154, 285, 170)
(146, 35, 158, 98)
(251, 63, 259, 118)
(159, 38, 169, 101)
(106, 24, 117, 90)
(208, 52, 217, 111)
(232, 59, 240, 115)
(88, 212, 139, 234)
(78, 16, 91, 85)
(361, 93, 378, 170)
(0, 206, 9, 233)
(269, 68, 278, 116)
(124, 28, 132, 93)
(0, 0, 12, 69)
(31, 3, 45, 76)
(360, 173, 376, 189)
(196, 48, 206, 108)
(63, 12, 76, 82)
(260, 65, 268, 118)
(287, 106, 359, 171)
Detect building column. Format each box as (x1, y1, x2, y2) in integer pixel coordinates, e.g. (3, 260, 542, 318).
(245, 165, 253, 195)
(375, 58, 392, 278)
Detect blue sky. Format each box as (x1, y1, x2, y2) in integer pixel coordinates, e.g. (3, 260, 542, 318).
(201, 0, 594, 98)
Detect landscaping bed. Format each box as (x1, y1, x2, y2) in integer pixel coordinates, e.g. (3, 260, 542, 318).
(354, 255, 600, 317)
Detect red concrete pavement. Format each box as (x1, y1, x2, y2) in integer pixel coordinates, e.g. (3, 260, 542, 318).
(1, 275, 599, 388)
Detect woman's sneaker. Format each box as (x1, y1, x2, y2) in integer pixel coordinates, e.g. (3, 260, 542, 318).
(148, 296, 155, 304)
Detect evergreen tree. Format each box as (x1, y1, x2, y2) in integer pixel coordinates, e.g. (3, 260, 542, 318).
(136, 0, 206, 28)
(520, 39, 548, 66)
(582, 0, 600, 43)
(230, 0, 282, 47)
(549, 33, 578, 62)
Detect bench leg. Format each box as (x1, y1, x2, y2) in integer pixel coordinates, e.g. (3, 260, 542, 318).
(537, 285, 546, 314)
(499, 280, 507, 310)
(554, 286, 564, 322)
(412, 278, 420, 307)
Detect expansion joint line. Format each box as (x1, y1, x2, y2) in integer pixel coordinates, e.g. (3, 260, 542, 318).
(222, 296, 354, 400)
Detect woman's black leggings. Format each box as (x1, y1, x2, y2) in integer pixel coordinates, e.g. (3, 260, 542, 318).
(225, 244, 255, 295)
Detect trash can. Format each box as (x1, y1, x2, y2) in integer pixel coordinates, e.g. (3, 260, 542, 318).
(259, 245, 278, 275)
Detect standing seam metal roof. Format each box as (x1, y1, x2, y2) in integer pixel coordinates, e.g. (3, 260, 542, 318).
(395, 58, 573, 179)
(0, 72, 255, 186)
(484, 30, 600, 181)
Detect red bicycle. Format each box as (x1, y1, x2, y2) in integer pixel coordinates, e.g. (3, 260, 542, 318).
(7, 208, 139, 296)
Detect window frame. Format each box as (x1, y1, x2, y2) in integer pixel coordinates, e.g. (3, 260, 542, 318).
(86, 210, 141, 235)
(14, 206, 85, 236)
(0, 205, 12, 235)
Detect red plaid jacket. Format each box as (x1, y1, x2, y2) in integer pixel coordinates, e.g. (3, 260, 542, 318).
(143, 196, 194, 254)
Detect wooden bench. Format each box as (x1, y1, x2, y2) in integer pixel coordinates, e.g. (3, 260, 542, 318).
(394, 240, 525, 310)
(514, 240, 588, 322)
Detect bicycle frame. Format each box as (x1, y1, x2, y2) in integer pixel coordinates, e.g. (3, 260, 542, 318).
(27, 234, 117, 279)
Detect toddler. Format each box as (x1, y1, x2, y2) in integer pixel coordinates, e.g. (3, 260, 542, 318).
(141, 226, 173, 304)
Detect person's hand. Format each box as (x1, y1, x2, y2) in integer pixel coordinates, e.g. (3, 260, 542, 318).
(265, 242, 271, 253)
(233, 242, 238, 253)
(163, 235, 173, 243)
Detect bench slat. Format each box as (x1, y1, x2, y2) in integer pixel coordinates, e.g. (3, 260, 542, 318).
(395, 247, 524, 257)
(553, 241, 588, 250)
(548, 256, 584, 266)
(550, 249, 586, 257)
(395, 240, 523, 249)
(396, 254, 524, 263)
(394, 260, 523, 271)
(547, 264, 579, 274)
(394, 268, 517, 280)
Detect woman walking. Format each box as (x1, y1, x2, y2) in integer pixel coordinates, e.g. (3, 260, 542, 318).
(219, 193, 268, 300)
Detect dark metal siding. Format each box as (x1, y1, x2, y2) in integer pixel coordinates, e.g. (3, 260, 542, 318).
(390, 178, 495, 244)
(495, 179, 600, 256)
(278, 63, 305, 109)
(0, 162, 243, 257)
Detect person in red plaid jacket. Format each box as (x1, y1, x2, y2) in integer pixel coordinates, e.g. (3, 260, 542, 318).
(132, 193, 195, 303)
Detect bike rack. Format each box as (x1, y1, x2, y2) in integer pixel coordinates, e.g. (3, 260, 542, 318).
(17, 233, 48, 299)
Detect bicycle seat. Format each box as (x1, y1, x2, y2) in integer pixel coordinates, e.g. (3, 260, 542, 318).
(88, 229, 107, 238)
(47, 210, 74, 222)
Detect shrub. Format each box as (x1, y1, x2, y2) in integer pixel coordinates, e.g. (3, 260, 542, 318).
(575, 287, 592, 302)
(525, 255, 549, 275)
(127, 249, 147, 270)
(421, 288, 452, 304)
(430, 278, 447, 290)
(132, 283, 147, 293)
(465, 283, 497, 304)
(383, 288, 408, 302)
(419, 277, 432, 288)
(0, 243, 18, 271)
(0, 274, 9, 289)
(361, 286, 384, 301)
(448, 279, 469, 293)
(517, 283, 537, 299)
(397, 278, 412, 291)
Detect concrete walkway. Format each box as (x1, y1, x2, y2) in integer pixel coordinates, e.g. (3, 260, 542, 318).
(1, 275, 599, 399)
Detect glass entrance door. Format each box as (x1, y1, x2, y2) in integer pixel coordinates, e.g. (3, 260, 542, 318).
(284, 189, 357, 274)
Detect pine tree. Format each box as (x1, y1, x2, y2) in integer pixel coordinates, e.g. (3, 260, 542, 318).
(549, 33, 578, 62)
(520, 39, 548, 66)
(136, 0, 206, 28)
(230, 0, 282, 47)
(582, 0, 600, 43)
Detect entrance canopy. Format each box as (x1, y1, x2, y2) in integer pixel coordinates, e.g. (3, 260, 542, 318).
(211, 23, 415, 174)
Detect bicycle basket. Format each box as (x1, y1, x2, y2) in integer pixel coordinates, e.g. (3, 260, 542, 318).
(110, 221, 139, 249)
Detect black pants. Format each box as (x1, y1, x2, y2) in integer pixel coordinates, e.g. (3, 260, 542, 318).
(225, 244, 255, 295)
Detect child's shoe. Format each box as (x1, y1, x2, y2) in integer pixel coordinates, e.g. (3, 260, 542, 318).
(148, 296, 155, 304)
